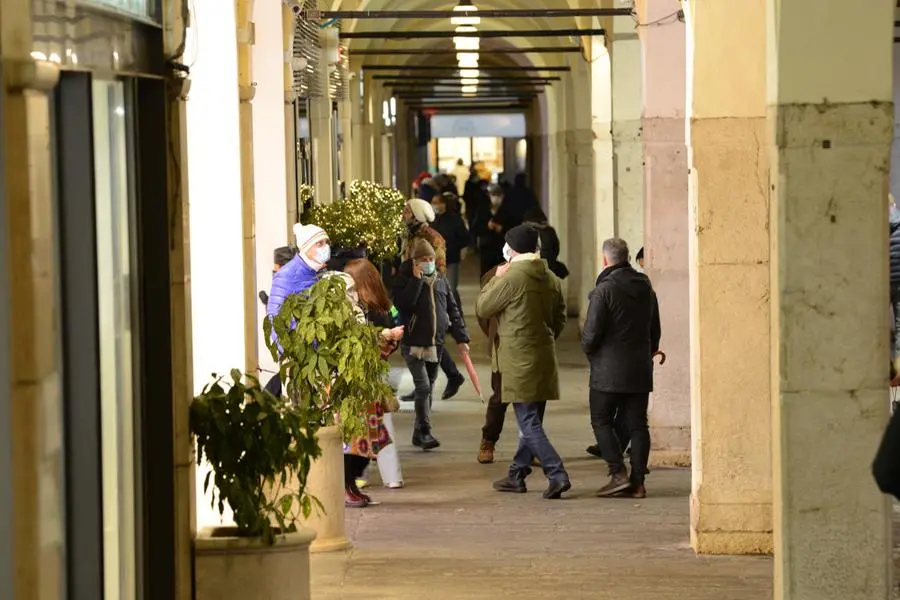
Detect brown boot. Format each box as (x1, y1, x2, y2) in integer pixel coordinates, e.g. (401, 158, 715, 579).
(478, 440, 495, 464)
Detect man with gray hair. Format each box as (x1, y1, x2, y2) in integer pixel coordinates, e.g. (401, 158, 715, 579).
(581, 238, 661, 499)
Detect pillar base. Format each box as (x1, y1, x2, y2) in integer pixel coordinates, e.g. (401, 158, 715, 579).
(690, 491, 772, 555)
(648, 448, 690, 468)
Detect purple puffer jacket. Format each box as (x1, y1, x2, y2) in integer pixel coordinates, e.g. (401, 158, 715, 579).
(266, 254, 320, 351)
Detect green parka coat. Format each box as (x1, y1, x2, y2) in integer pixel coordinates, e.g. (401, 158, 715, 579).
(475, 255, 566, 403)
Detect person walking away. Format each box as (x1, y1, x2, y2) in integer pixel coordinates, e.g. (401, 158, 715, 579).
(398, 197, 467, 402)
(431, 191, 470, 307)
(265, 224, 332, 396)
(506, 173, 538, 223)
(452, 158, 469, 196)
(472, 183, 522, 277)
(392, 240, 471, 449)
(476, 225, 570, 499)
(582, 238, 661, 499)
(523, 207, 569, 280)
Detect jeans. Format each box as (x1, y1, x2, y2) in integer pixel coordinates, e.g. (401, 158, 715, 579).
(403, 347, 441, 431)
(509, 402, 567, 483)
(482, 372, 509, 443)
(589, 390, 651, 485)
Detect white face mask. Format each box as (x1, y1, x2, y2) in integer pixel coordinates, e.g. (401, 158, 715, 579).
(502, 243, 514, 263)
(313, 244, 331, 266)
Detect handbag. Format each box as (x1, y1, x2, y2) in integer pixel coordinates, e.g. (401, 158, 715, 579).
(872, 405, 900, 500)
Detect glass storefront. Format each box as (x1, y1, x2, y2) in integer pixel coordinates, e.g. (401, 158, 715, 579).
(91, 78, 139, 600)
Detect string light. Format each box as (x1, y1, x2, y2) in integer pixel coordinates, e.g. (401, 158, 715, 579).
(300, 180, 406, 263)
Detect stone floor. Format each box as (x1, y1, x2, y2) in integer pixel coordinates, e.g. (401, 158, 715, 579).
(308, 258, 900, 599)
(310, 261, 775, 600)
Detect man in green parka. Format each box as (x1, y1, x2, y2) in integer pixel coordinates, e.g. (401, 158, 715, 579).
(475, 224, 571, 499)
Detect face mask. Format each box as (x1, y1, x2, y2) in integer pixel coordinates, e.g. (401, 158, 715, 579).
(419, 261, 436, 276)
(490, 195, 502, 206)
(502, 243, 513, 263)
(313, 244, 331, 266)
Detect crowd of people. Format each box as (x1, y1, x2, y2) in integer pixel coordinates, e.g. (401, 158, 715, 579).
(262, 160, 665, 508)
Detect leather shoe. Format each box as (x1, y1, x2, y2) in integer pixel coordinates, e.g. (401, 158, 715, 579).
(412, 430, 441, 450)
(493, 476, 527, 494)
(542, 479, 571, 500)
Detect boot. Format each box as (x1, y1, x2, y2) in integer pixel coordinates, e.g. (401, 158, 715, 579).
(442, 374, 466, 399)
(478, 440, 495, 464)
(492, 474, 527, 494)
(344, 488, 368, 508)
(412, 428, 440, 450)
(596, 469, 631, 497)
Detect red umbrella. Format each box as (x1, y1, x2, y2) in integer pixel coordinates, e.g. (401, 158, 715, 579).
(459, 348, 486, 403)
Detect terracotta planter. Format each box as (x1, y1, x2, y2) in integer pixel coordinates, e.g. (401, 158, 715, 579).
(194, 526, 316, 600)
(303, 424, 352, 553)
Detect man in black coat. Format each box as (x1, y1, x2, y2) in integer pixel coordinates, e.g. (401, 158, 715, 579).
(582, 238, 661, 499)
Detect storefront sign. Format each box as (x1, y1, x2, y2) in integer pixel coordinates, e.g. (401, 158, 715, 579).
(78, 0, 158, 23)
(431, 113, 526, 139)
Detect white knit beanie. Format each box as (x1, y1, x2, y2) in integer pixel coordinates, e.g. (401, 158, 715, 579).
(293, 223, 328, 255)
(407, 198, 435, 224)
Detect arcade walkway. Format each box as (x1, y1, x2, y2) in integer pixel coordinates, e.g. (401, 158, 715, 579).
(311, 261, 775, 599)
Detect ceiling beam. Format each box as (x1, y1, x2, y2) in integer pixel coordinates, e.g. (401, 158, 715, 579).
(362, 65, 570, 72)
(373, 75, 560, 82)
(308, 8, 630, 19)
(341, 28, 606, 40)
(351, 46, 581, 56)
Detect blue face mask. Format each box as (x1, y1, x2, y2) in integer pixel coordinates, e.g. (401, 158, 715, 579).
(313, 244, 331, 265)
(420, 261, 436, 276)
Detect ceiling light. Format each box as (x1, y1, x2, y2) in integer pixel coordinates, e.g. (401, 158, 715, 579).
(460, 69, 480, 78)
(461, 78, 479, 85)
(453, 26, 480, 51)
(451, 0, 480, 26)
(461, 85, 478, 94)
(457, 52, 479, 68)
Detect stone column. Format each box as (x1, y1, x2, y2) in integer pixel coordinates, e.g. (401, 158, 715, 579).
(767, 2, 893, 597)
(590, 38, 615, 302)
(611, 15, 645, 252)
(282, 4, 299, 233)
(1, 50, 64, 599)
(310, 30, 335, 203)
(337, 87, 352, 190)
(638, 0, 690, 466)
(235, 0, 259, 377)
(686, 0, 772, 554)
(349, 69, 364, 182)
(253, 0, 289, 372)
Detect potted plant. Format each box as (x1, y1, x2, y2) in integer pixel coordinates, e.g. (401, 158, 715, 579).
(191, 370, 321, 600)
(265, 275, 394, 552)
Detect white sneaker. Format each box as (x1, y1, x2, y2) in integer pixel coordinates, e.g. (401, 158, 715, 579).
(385, 481, 404, 489)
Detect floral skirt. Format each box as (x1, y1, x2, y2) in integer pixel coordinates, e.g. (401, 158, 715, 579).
(344, 401, 392, 459)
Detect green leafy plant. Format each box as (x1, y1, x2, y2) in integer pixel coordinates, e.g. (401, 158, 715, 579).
(300, 180, 406, 263)
(264, 275, 393, 442)
(190, 370, 322, 545)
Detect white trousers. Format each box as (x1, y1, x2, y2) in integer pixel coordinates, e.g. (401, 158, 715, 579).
(376, 413, 404, 486)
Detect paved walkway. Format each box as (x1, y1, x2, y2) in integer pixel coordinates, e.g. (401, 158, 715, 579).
(310, 260, 775, 600)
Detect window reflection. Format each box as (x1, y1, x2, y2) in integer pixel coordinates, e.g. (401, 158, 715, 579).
(92, 78, 137, 600)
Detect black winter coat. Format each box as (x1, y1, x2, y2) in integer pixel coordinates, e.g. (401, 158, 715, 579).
(581, 263, 661, 393)
(530, 221, 569, 279)
(432, 211, 470, 265)
(391, 259, 470, 348)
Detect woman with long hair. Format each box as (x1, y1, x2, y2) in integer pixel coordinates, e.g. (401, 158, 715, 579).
(341, 259, 406, 505)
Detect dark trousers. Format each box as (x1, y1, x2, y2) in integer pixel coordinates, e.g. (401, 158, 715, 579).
(482, 371, 509, 443)
(589, 390, 651, 485)
(344, 454, 370, 487)
(440, 347, 463, 381)
(892, 285, 900, 358)
(509, 402, 567, 483)
(403, 347, 442, 431)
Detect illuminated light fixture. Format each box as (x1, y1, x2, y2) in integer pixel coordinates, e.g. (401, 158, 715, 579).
(461, 85, 478, 94)
(460, 78, 479, 86)
(457, 52, 479, 68)
(460, 68, 480, 78)
(451, 0, 480, 26)
(453, 25, 480, 51)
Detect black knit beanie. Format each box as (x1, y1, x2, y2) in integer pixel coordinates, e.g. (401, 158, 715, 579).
(505, 224, 539, 254)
